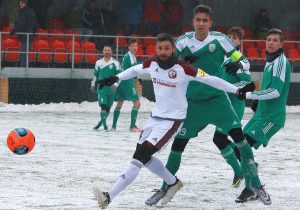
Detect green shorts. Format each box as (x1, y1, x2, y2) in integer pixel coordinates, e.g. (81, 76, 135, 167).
(177, 93, 241, 139)
(98, 94, 114, 107)
(243, 116, 281, 149)
(115, 86, 139, 101)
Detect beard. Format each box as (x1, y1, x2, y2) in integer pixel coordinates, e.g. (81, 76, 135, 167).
(157, 53, 177, 70)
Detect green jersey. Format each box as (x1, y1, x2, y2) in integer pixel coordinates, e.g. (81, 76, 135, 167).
(176, 31, 247, 101)
(223, 51, 252, 119)
(246, 53, 290, 127)
(119, 51, 138, 89)
(93, 57, 121, 95)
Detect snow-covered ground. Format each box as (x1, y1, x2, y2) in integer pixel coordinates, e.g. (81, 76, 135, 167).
(0, 98, 299, 209)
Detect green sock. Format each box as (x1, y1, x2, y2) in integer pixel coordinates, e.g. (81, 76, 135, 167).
(130, 107, 139, 128)
(220, 146, 243, 175)
(161, 150, 182, 190)
(101, 110, 108, 129)
(236, 139, 261, 188)
(245, 173, 252, 188)
(112, 108, 120, 129)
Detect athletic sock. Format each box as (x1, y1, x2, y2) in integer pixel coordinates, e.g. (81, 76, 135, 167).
(108, 159, 143, 200)
(101, 110, 108, 129)
(220, 145, 243, 175)
(161, 150, 182, 190)
(130, 107, 139, 128)
(112, 108, 120, 129)
(230, 142, 241, 161)
(236, 139, 261, 188)
(145, 156, 176, 186)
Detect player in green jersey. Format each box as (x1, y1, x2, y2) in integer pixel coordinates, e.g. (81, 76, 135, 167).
(91, 45, 121, 132)
(235, 28, 290, 204)
(146, 5, 271, 206)
(213, 26, 253, 188)
(111, 39, 141, 132)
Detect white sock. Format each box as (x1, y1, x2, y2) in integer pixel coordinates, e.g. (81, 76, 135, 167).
(108, 159, 143, 201)
(145, 156, 176, 185)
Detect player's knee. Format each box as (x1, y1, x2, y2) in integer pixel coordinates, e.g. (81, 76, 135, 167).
(133, 141, 158, 164)
(245, 134, 257, 147)
(133, 100, 140, 108)
(228, 128, 245, 143)
(100, 104, 109, 112)
(171, 138, 189, 152)
(213, 131, 231, 150)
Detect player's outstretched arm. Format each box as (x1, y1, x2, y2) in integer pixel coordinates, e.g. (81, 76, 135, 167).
(195, 74, 239, 94)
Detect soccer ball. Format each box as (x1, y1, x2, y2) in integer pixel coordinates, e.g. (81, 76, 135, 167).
(7, 128, 35, 155)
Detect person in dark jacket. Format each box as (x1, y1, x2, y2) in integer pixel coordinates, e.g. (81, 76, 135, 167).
(11, 0, 38, 67)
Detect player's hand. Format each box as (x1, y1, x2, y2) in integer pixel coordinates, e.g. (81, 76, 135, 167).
(97, 76, 119, 90)
(184, 54, 199, 64)
(225, 61, 242, 75)
(237, 82, 256, 100)
(91, 85, 96, 92)
(251, 100, 258, 112)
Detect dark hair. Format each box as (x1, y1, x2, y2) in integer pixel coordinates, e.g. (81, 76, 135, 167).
(156, 33, 175, 46)
(227, 26, 245, 40)
(128, 39, 137, 46)
(193, 5, 213, 19)
(103, 45, 112, 49)
(266, 28, 284, 42)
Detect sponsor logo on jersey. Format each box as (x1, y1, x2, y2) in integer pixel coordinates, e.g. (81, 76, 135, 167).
(197, 68, 206, 77)
(152, 77, 176, 88)
(209, 43, 216, 52)
(168, 70, 177, 79)
(109, 64, 113, 69)
(232, 121, 239, 125)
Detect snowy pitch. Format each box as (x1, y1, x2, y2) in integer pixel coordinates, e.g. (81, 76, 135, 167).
(0, 98, 299, 209)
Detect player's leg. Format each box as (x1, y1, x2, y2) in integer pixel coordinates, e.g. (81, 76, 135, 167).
(100, 104, 110, 131)
(145, 100, 206, 205)
(208, 94, 244, 187)
(236, 117, 280, 204)
(213, 131, 243, 188)
(130, 99, 141, 131)
(112, 101, 124, 130)
(229, 127, 271, 205)
(93, 94, 106, 130)
(94, 118, 183, 207)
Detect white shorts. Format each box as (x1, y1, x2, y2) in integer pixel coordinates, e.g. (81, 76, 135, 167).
(138, 117, 183, 150)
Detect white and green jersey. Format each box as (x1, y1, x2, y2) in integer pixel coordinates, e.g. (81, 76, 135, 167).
(245, 54, 290, 127)
(119, 51, 138, 88)
(176, 31, 246, 101)
(222, 51, 252, 119)
(91, 57, 121, 94)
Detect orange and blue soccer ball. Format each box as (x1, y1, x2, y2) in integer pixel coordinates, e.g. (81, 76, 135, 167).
(7, 128, 35, 155)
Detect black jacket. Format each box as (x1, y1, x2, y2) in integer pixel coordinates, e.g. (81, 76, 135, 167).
(13, 5, 38, 41)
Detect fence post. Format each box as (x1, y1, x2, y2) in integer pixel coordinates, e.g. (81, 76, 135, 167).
(71, 34, 75, 78)
(0, 32, 2, 70)
(25, 33, 29, 77)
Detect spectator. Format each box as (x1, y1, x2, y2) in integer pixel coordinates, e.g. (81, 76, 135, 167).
(121, 0, 143, 35)
(82, 0, 105, 35)
(28, 0, 52, 28)
(253, 8, 272, 39)
(6, 0, 19, 28)
(11, 0, 38, 67)
(100, 0, 117, 35)
(63, 4, 92, 40)
(143, 0, 164, 36)
(163, 0, 183, 35)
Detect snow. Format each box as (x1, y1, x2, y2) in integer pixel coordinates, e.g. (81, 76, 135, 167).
(0, 97, 300, 209)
